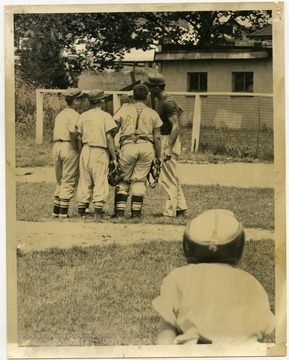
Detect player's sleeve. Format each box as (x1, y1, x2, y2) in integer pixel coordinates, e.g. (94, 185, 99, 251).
(152, 270, 179, 329)
(67, 112, 80, 133)
(163, 99, 178, 119)
(154, 113, 163, 129)
(76, 115, 83, 134)
(113, 107, 124, 124)
(105, 114, 118, 133)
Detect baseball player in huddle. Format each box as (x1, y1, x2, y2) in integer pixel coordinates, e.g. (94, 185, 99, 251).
(153, 209, 275, 345)
(148, 73, 188, 218)
(112, 84, 163, 218)
(52, 88, 87, 219)
(76, 89, 118, 219)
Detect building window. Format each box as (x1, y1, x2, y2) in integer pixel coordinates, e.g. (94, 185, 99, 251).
(188, 72, 207, 92)
(232, 72, 254, 92)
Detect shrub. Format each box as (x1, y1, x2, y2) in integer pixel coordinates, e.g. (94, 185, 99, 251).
(15, 74, 37, 139)
(43, 93, 66, 141)
(15, 73, 67, 142)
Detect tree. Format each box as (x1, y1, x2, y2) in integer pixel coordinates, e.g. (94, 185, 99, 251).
(14, 10, 271, 87)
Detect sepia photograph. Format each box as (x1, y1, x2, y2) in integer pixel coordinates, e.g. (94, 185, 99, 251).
(4, 1, 286, 358)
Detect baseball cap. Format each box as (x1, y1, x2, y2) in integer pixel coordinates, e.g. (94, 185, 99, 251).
(63, 88, 86, 100)
(147, 73, 166, 86)
(186, 209, 243, 246)
(88, 89, 106, 101)
(183, 209, 245, 265)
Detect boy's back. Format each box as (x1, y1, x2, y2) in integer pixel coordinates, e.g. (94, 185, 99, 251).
(153, 209, 275, 345)
(153, 262, 274, 344)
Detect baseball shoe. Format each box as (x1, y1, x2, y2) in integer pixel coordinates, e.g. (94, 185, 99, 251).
(131, 210, 141, 219)
(80, 209, 93, 220)
(94, 209, 104, 221)
(176, 209, 189, 218)
(59, 215, 70, 221)
(111, 210, 125, 218)
(162, 212, 176, 218)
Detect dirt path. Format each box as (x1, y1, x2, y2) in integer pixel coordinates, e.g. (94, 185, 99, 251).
(14, 163, 275, 253)
(16, 220, 274, 253)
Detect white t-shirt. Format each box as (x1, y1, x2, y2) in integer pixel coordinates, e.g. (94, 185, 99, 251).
(153, 263, 275, 344)
(77, 108, 117, 148)
(53, 108, 79, 141)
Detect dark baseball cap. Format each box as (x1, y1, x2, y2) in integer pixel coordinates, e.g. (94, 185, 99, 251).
(147, 73, 166, 86)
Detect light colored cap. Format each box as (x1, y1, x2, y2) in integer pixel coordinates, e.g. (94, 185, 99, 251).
(63, 88, 85, 99)
(147, 73, 166, 86)
(88, 89, 106, 101)
(185, 209, 243, 246)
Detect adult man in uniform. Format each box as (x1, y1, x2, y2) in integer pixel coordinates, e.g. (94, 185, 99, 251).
(52, 88, 86, 219)
(148, 73, 188, 218)
(113, 84, 163, 218)
(76, 89, 118, 219)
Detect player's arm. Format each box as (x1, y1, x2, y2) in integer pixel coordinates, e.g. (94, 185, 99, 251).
(106, 130, 117, 162)
(168, 113, 180, 151)
(68, 114, 80, 151)
(111, 119, 121, 139)
(155, 318, 178, 345)
(153, 127, 162, 160)
(163, 101, 180, 157)
(77, 132, 83, 153)
(69, 130, 78, 151)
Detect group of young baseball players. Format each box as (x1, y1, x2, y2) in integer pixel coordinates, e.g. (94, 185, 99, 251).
(52, 72, 275, 345)
(52, 72, 187, 220)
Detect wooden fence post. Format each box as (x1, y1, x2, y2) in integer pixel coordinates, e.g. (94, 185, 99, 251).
(36, 90, 44, 144)
(191, 94, 201, 152)
(112, 93, 121, 114)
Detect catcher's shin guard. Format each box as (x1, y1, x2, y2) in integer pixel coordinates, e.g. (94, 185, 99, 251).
(131, 195, 144, 218)
(114, 193, 128, 218)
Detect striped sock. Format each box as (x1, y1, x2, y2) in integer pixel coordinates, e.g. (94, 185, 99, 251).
(52, 196, 60, 217)
(59, 198, 70, 218)
(78, 203, 89, 216)
(115, 193, 128, 217)
(131, 195, 143, 218)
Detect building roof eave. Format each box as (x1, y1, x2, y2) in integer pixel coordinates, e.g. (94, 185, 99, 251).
(155, 51, 269, 61)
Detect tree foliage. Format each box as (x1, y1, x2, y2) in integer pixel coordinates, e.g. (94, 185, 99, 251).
(14, 10, 271, 87)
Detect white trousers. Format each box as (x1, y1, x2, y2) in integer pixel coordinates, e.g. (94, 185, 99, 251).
(160, 135, 187, 216)
(53, 142, 79, 200)
(116, 141, 154, 196)
(77, 144, 109, 209)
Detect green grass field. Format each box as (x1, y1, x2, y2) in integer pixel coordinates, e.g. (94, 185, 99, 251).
(16, 182, 274, 229)
(17, 239, 275, 347)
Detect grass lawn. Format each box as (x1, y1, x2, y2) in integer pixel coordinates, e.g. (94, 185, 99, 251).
(15, 126, 274, 167)
(16, 183, 274, 229)
(16, 136, 54, 168)
(17, 239, 275, 347)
